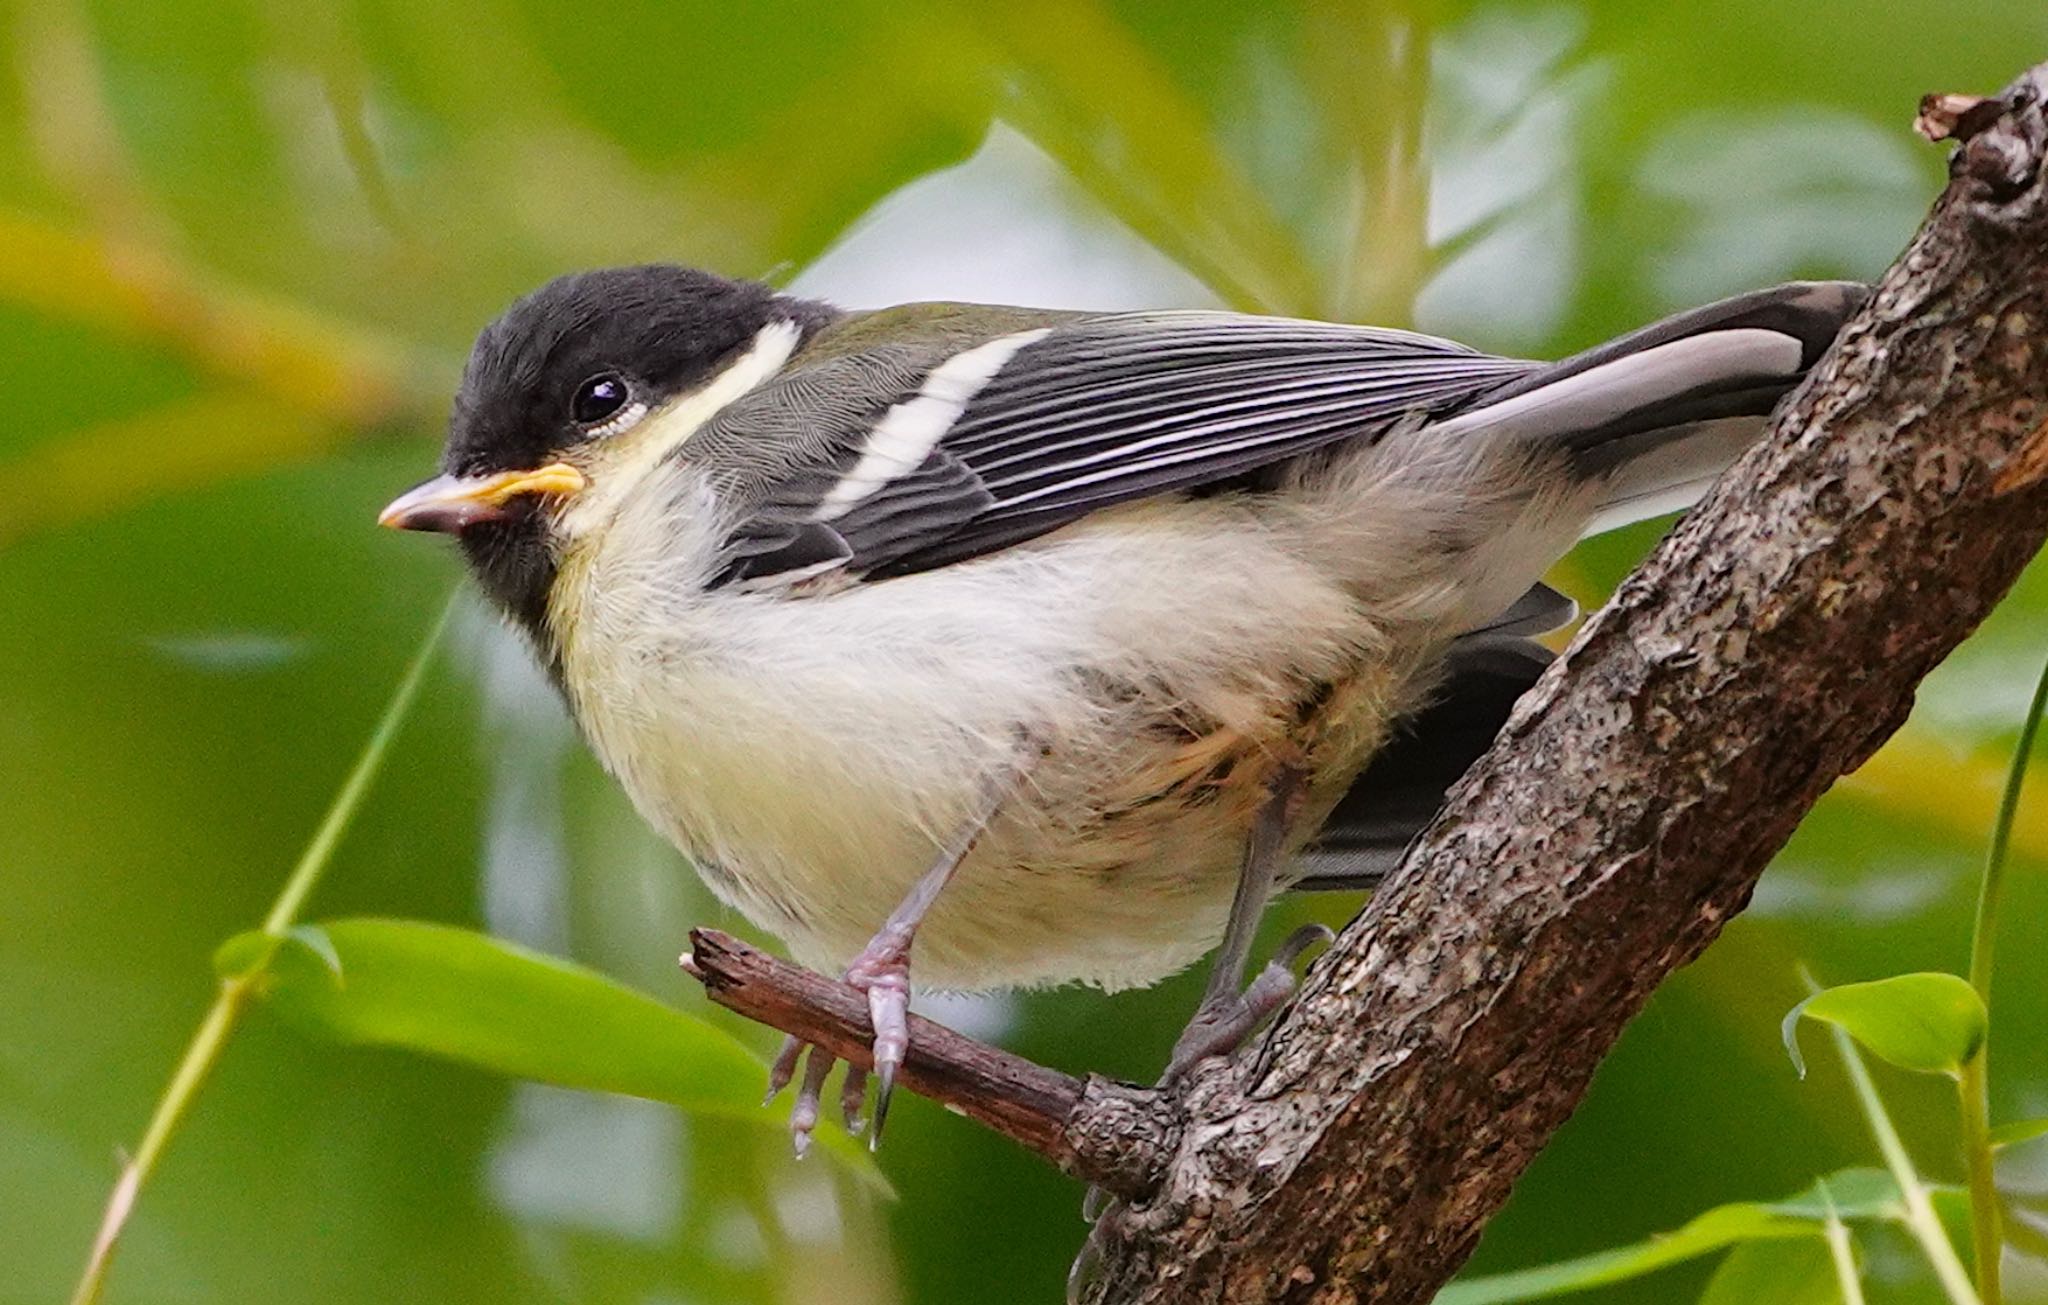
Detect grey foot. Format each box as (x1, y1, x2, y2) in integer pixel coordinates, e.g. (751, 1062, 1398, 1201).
(1069, 923, 1334, 1299)
(763, 930, 916, 1155)
(1162, 922, 1334, 1083)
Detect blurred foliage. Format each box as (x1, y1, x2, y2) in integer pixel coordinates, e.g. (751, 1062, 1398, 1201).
(5, 1, 2048, 1303)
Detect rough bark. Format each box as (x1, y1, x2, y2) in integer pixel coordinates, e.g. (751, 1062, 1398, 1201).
(1078, 62, 2048, 1304)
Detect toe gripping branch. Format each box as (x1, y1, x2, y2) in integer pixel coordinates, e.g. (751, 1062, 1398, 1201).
(683, 928, 1173, 1202)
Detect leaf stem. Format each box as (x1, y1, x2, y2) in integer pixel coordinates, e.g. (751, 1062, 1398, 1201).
(1972, 653, 2048, 1001)
(1831, 1024, 1981, 1305)
(1960, 1056, 2002, 1304)
(261, 600, 455, 933)
(1818, 1182, 1869, 1305)
(68, 595, 455, 1305)
(1957, 651, 2048, 1305)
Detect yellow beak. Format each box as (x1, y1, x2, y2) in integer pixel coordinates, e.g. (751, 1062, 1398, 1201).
(377, 463, 586, 533)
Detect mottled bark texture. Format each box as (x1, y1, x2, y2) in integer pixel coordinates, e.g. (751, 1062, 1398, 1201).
(1079, 63, 2048, 1304)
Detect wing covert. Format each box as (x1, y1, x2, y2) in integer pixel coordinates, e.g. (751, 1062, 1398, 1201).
(709, 310, 1536, 588)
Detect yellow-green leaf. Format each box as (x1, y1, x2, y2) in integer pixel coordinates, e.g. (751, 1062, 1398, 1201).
(1695, 1237, 1837, 1305)
(1437, 1170, 1931, 1305)
(1781, 973, 1987, 1081)
(1434, 1203, 1809, 1304)
(1990, 1117, 2048, 1152)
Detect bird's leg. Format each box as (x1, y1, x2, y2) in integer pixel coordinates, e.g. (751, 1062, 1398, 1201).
(1081, 773, 1318, 1195)
(767, 760, 1021, 1153)
(1161, 763, 1323, 1084)
(1073, 765, 1329, 1292)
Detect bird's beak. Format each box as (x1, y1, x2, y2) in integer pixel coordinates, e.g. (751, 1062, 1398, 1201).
(377, 463, 587, 533)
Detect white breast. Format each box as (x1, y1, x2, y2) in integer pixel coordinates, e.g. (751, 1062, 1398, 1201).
(546, 461, 1397, 989)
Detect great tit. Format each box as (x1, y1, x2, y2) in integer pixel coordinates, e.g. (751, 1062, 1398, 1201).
(382, 266, 1863, 1145)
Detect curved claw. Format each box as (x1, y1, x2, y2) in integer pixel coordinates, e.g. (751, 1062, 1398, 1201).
(856, 960, 912, 1149)
(1275, 921, 1336, 968)
(1080, 1183, 1112, 1224)
(868, 1060, 898, 1150)
(1067, 1217, 1113, 1304)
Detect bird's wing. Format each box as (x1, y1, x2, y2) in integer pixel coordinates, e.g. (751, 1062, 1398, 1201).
(705, 311, 1538, 589)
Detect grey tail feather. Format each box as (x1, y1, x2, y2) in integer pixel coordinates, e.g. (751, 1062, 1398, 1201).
(1291, 284, 1868, 892)
(1435, 280, 1868, 536)
(1291, 617, 1556, 892)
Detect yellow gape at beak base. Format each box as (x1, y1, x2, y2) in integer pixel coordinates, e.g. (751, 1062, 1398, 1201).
(377, 462, 587, 533)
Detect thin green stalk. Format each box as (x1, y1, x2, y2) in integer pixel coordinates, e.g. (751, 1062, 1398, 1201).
(1971, 654, 2048, 1000)
(1832, 1024, 1981, 1305)
(1818, 1182, 1869, 1305)
(1957, 651, 2048, 1305)
(69, 595, 456, 1305)
(1960, 1055, 2002, 1304)
(1302, 2, 1433, 328)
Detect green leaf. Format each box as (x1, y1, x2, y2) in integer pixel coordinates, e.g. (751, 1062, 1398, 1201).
(1990, 1117, 2048, 1151)
(1434, 1203, 1810, 1305)
(1781, 974, 1987, 1081)
(1695, 1237, 1838, 1305)
(1765, 1168, 1908, 1222)
(226, 917, 885, 1188)
(211, 930, 279, 983)
(1438, 1169, 1937, 1305)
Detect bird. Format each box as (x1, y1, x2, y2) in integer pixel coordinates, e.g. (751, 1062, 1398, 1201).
(379, 265, 1863, 1148)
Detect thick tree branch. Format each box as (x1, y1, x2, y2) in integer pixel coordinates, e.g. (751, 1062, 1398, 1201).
(685, 62, 2048, 1305)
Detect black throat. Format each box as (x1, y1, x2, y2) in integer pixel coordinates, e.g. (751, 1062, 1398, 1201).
(459, 510, 566, 679)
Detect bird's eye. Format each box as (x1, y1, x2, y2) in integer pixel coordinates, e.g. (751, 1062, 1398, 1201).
(571, 374, 631, 426)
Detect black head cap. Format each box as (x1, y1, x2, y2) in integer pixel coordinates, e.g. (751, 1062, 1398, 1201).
(446, 264, 823, 476)
(439, 264, 832, 659)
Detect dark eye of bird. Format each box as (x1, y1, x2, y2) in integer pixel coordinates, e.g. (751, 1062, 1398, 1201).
(571, 374, 630, 425)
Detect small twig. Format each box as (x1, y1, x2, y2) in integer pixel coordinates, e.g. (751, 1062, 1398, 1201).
(683, 929, 1172, 1200)
(1917, 93, 2005, 143)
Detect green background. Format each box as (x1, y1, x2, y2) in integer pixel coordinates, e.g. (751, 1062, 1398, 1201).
(4, 1, 2047, 1302)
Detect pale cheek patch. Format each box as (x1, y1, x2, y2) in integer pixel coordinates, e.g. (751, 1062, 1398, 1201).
(557, 319, 802, 542)
(812, 327, 1052, 522)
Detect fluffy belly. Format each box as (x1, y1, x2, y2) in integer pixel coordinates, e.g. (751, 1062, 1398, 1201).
(570, 617, 1407, 992)
(550, 496, 1422, 992)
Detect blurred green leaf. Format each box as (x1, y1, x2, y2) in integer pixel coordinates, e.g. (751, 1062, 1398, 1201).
(211, 929, 277, 983)
(957, 0, 1318, 314)
(1990, 1117, 2048, 1151)
(1434, 1202, 1810, 1304)
(1764, 1169, 1908, 1222)
(229, 917, 885, 1187)
(1440, 1169, 1942, 1304)
(1781, 974, 1987, 1081)
(1694, 1237, 1837, 1305)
